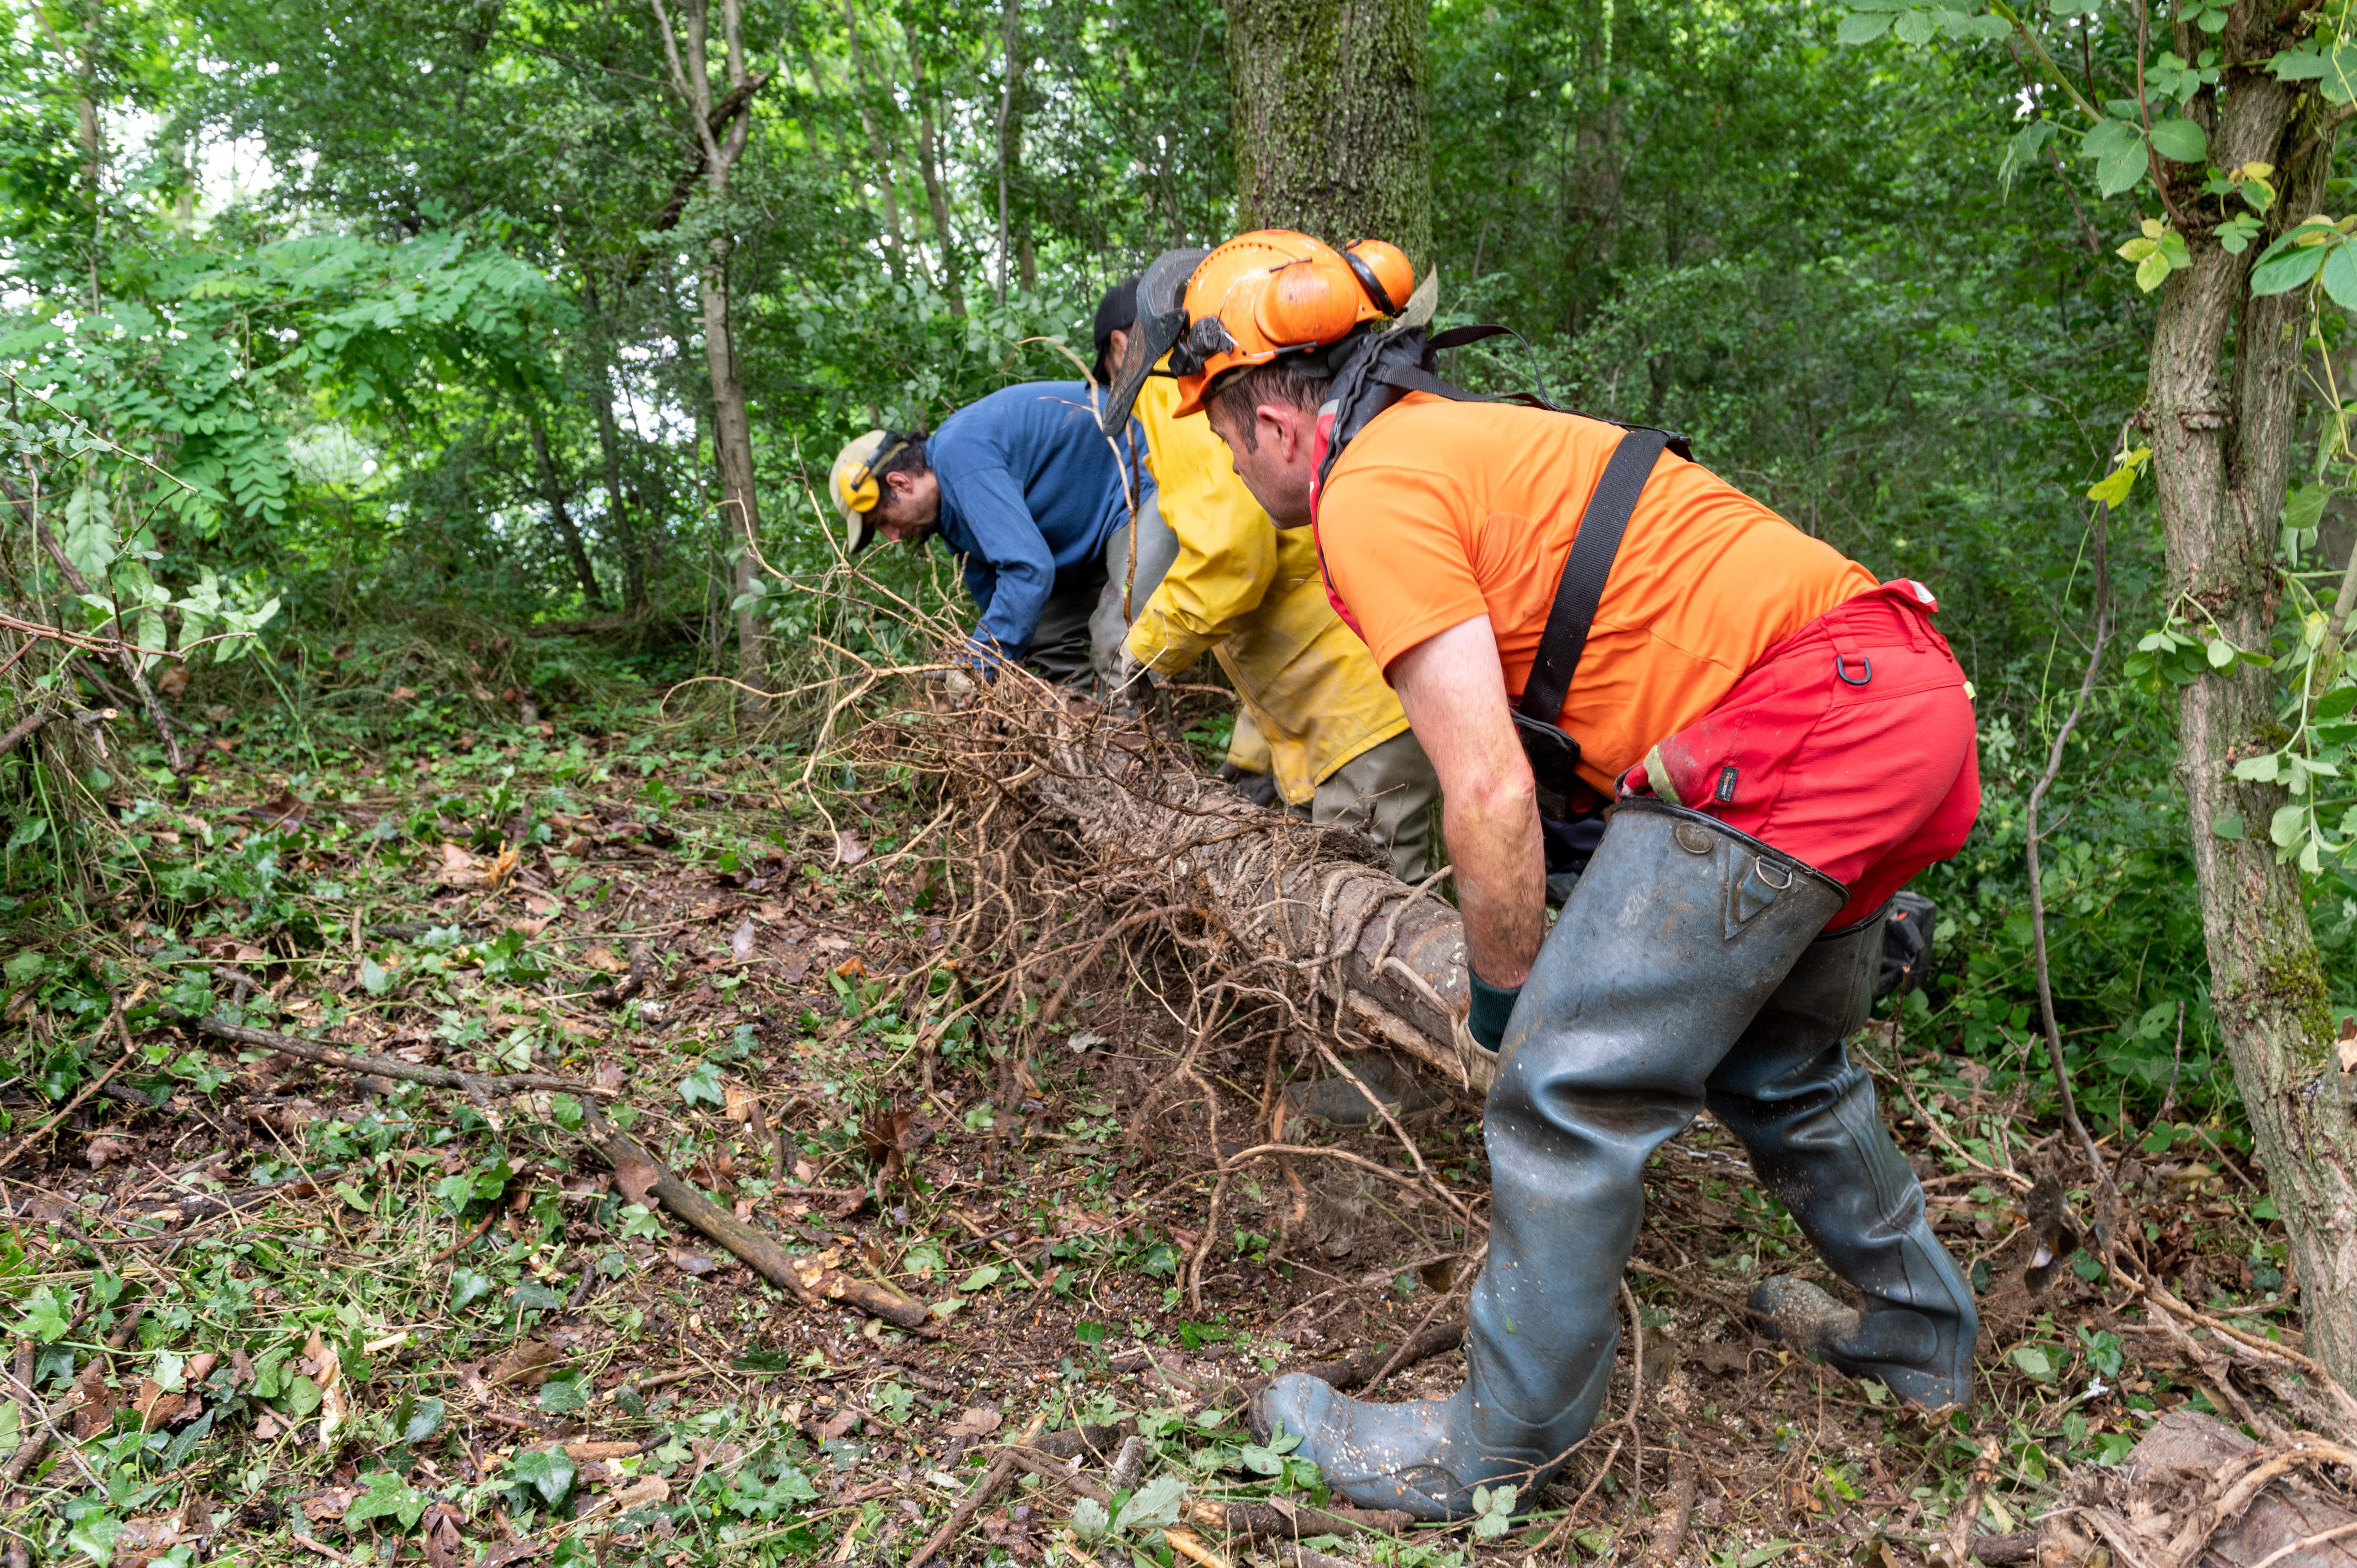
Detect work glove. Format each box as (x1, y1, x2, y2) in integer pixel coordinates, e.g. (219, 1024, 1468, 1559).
(1466, 969, 1522, 1054)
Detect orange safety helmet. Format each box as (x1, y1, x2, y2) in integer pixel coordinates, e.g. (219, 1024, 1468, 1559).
(1097, 230, 1414, 431)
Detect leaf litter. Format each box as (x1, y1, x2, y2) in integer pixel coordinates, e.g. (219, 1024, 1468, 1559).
(0, 709, 2338, 1567)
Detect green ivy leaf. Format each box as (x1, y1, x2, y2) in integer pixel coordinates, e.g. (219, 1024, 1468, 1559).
(678, 1060, 725, 1108)
(1115, 1474, 1187, 1532)
(345, 1471, 431, 1529)
(66, 1512, 120, 1566)
(509, 1447, 576, 1508)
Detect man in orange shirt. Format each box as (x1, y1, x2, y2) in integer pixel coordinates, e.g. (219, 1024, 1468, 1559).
(1104, 232, 1982, 1519)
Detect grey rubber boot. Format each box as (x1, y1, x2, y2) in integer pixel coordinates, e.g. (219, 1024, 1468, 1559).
(1707, 906, 1978, 1410)
(1257, 800, 1846, 1519)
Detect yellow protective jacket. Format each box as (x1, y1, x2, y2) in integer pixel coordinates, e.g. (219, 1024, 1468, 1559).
(1123, 370, 1410, 805)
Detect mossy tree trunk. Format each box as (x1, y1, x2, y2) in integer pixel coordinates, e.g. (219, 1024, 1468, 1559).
(2147, 54, 2357, 1380)
(1222, 0, 1431, 265)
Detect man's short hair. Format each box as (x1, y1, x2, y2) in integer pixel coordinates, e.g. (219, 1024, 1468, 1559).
(1204, 362, 1327, 451)
(1094, 278, 1139, 386)
(873, 430, 930, 484)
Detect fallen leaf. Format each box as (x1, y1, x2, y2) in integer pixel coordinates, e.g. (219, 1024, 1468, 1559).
(944, 1406, 1003, 1439)
(730, 918, 756, 962)
(488, 843, 521, 889)
(390, 685, 418, 702)
(435, 842, 486, 889)
(84, 1135, 137, 1169)
(834, 830, 868, 867)
(583, 945, 626, 974)
(818, 1407, 861, 1441)
(834, 956, 867, 980)
(183, 1352, 218, 1385)
(524, 891, 561, 917)
(301, 1488, 354, 1523)
(506, 917, 550, 937)
(304, 1330, 346, 1447)
(723, 1082, 757, 1124)
(134, 1380, 186, 1432)
(251, 787, 309, 826)
(2339, 1015, 2357, 1074)
(668, 1250, 718, 1276)
(486, 1340, 560, 1388)
(607, 1476, 671, 1511)
(152, 664, 190, 699)
(612, 1153, 662, 1208)
(69, 1360, 118, 1439)
(860, 1103, 927, 1184)
(419, 1503, 467, 1568)
(114, 1506, 190, 1568)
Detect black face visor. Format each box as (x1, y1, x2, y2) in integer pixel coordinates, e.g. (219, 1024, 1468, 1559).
(1098, 246, 1206, 436)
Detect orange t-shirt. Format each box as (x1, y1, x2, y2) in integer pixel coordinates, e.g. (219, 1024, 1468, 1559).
(1316, 394, 1879, 791)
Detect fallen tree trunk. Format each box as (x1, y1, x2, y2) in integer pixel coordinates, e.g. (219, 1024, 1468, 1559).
(956, 701, 1485, 1093)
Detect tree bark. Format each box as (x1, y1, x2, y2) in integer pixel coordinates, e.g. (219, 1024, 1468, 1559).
(580, 276, 647, 613)
(1223, 0, 1432, 264)
(652, 0, 766, 694)
(524, 402, 606, 610)
(906, 25, 964, 315)
(2146, 64, 2357, 1384)
(994, 0, 1025, 307)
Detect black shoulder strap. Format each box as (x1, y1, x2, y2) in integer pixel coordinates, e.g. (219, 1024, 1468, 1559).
(1518, 427, 1670, 724)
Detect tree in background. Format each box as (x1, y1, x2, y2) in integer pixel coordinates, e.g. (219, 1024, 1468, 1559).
(1223, 0, 1432, 261)
(1844, 0, 2357, 1391)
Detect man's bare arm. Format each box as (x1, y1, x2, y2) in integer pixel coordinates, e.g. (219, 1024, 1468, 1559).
(1388, 616, 1548, 988)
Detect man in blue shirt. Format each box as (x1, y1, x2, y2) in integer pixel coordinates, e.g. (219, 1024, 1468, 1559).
(830, 383, 1151, 684)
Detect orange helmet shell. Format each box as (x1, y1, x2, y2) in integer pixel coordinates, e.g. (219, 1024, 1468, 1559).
(1170, 230, 1416, 417)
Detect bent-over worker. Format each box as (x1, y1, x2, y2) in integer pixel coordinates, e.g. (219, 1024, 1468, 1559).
(829, 381, 1148, 684)
(1104, 230, 1982, 1519)
(1086, 277, 1441, 880)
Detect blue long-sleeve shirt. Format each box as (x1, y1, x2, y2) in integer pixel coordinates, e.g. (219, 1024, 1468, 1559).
(929, 381, 1153, 661)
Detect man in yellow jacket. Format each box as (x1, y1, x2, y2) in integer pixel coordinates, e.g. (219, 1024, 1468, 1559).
(1087, 278, 1440, 881)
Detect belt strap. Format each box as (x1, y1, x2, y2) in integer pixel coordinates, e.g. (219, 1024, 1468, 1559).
(1519, 427, 1671, 725)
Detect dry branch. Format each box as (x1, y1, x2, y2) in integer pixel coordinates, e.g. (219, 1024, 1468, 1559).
(195, 1018, 612, 1098)
(577, 1100, 933, 1332)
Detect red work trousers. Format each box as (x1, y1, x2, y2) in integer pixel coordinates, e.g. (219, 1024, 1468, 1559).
(1623, 579, 1981, 929)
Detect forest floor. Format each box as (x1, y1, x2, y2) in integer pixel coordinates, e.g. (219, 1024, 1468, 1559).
(0, 702, 2308, 1568)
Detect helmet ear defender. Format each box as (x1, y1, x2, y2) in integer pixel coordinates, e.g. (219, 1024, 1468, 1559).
(1254, 258, 1362, 348)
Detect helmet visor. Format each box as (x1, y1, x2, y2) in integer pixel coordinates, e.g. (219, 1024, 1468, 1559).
(1099, 246, 1206, 435)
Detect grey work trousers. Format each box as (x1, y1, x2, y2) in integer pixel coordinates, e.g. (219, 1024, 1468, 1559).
(1024, 527, 1136, 689)
(1087, 491, 1181, 690)
(1233, 729, 1442, 883)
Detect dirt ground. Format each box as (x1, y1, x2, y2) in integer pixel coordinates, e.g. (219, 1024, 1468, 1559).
(0, 715, 2311, 1567)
